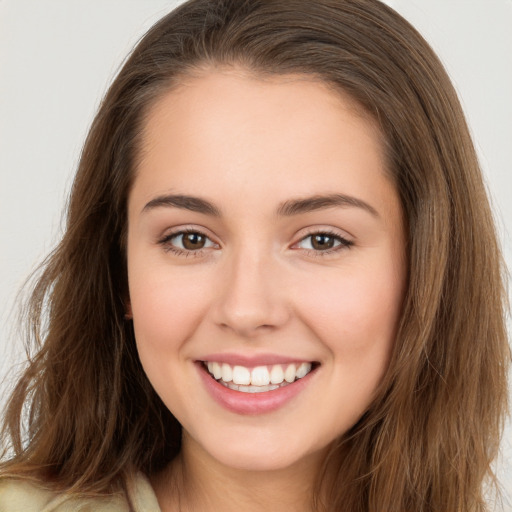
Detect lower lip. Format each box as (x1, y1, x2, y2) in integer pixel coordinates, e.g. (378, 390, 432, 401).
(197, 362, 317, 415)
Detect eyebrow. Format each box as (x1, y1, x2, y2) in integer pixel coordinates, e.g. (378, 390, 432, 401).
(142, 194, 221, 216)
(276, 193, 379, 218)
(142, 193, 379, 218)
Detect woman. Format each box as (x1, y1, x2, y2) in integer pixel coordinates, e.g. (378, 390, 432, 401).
(0, 0, 509, 510)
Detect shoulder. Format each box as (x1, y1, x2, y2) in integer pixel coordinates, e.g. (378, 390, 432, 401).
(0, 473, 160, 512)
(0, 479, 128, 512)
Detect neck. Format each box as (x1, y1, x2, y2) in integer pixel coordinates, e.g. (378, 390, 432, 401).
(152, 432, 329, 512)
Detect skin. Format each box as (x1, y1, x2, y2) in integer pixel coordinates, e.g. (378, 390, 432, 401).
(126, 68, 406, 511)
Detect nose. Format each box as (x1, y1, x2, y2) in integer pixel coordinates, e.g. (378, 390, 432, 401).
(212, 244, 291, 338)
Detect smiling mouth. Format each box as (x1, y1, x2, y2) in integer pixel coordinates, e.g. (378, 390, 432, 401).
(202, 361, 318, 394)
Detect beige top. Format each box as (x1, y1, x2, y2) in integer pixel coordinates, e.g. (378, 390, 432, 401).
(0, 473, 161, 512)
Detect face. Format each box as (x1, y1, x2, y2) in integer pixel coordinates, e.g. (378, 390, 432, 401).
(126, 69, 406, 472)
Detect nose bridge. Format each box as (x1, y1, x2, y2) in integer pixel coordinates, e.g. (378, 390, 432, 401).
(214, 239, 289, 336)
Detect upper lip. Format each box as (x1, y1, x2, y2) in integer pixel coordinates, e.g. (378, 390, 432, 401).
(197, 353, 317, 367)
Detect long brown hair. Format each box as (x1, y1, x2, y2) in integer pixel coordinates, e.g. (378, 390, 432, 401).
(1, 0, 509, 510)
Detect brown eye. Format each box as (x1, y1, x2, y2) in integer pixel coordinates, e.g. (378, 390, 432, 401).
(296, 232, 353, 253)
(182, 232, 206, 250)
(311, 234, 336, 250)
(164, 231, 216, 253)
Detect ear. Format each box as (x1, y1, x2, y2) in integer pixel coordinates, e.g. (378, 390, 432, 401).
(124, 299, 133, 320)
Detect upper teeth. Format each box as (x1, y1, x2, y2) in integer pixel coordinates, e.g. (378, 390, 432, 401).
(205, 361, 312, 387)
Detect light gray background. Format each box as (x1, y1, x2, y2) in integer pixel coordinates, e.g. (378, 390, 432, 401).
(1, 0, 511, 507)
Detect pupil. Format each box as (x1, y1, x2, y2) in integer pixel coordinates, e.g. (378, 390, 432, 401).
(183, 233, 205, 250)
(312, 234, 334, 250)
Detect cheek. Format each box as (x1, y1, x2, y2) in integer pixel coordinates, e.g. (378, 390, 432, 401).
(294, 261, 404, 435)
(298, 258, 404, 360)
(128, 262, 212, 361)
(128, 265, 215, 416)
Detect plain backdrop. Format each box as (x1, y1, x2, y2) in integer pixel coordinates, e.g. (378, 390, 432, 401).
(1, 0, 511, 507)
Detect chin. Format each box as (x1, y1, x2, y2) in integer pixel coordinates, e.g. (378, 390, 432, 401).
(193, 427, 327, 473)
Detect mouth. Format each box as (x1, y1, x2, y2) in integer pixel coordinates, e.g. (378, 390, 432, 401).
(200, 360, 319, 394)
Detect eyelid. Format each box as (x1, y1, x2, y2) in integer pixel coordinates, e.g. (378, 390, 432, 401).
(156, 225, 353, 257)
(157, 225, 220, 255)
(291, 227, 354, 255)
(157, 224, 217, 242)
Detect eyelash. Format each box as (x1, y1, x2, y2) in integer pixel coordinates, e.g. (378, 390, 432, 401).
(158, 229, 216, 257)
(294, 229, 354, 256)
(157, 229, 353, 257)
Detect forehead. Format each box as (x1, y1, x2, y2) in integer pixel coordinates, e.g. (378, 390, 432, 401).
(139, 67, 384, 163)
(131, 68, 396, 219)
